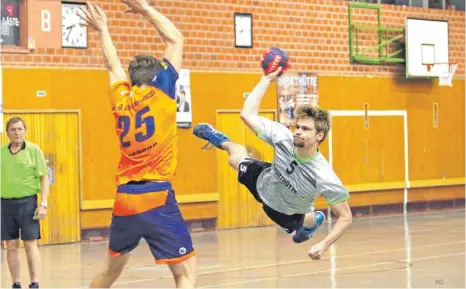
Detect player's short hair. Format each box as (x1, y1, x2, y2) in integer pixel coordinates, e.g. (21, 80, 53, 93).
(128, 55, 163, 86)
(295, 105, 330, 144)
(6, 117, 27, 131)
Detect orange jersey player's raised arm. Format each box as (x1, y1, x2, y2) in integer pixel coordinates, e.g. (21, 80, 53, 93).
(110, 58, 178, 186)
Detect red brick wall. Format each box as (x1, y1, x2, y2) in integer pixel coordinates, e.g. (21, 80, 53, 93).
(1, 0, 464, 76)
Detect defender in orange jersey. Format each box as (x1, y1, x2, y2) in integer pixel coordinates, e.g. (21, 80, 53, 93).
(78, 0, 196, 288)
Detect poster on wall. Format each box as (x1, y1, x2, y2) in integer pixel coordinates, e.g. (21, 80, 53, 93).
(175, 69, 192, 128)
(0, 64, 3, 133)
(277, 72, 318, 128)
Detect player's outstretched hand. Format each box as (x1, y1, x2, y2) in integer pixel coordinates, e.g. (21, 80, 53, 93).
(121, 0, 151, 14)
(265, 66, 284, 82)
(308, 241, 327, 260)
(77, 1, 107, 33)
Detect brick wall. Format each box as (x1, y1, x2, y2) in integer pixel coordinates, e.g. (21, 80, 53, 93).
(1, 0, 464, 76)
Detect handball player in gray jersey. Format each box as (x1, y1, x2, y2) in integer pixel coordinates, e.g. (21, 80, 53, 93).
(193, 67, 352, 259)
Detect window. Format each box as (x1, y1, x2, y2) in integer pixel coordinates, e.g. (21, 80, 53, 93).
(1, 0, 26, 47)
(409, 0, 425, 7)
(447, 0, 465, 11)
(381, 0, 410, 5)
(346, 0, 461, 10)
(428, 0, 444, 9)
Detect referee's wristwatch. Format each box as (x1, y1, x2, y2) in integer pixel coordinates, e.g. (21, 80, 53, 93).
(40, 202, 48, 209)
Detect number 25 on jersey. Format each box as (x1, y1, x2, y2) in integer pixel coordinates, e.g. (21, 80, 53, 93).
(118, 106, 155, 148)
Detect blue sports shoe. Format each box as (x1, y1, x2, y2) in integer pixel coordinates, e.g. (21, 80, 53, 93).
(193, 123, 231, 150)
(292, 211, 325, 243)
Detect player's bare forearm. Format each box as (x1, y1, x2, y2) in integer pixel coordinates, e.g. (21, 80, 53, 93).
(40, 175, 50, 204)
(138, 5, 183, 71)
(322, 214, 352, 249)
(321, 201, 352, 248)
(240, 76, 272, 133)
(140, 5, 183, 46)
(99, 28, 126, 84)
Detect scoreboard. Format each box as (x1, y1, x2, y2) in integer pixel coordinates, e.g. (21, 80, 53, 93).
(1, 0, 85, 50)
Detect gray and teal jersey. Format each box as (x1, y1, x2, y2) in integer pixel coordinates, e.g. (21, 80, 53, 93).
(255, 117, 349, 215)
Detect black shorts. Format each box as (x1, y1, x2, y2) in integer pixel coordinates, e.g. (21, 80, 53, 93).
(237, 158, 305, 234)
(1, 194, 41, 241)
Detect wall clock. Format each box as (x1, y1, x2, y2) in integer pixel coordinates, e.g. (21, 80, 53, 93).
(234, 13, 252, 48)
(62, 2, 88, 48)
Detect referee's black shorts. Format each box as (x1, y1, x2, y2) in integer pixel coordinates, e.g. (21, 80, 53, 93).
(1, 194, 41, 241)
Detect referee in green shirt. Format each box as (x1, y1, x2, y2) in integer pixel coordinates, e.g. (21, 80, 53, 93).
(1, 117, 50, 289)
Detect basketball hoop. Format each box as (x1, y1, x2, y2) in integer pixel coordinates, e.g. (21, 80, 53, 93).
(425, 63, 458, 87)
(439, 63, 458, 87)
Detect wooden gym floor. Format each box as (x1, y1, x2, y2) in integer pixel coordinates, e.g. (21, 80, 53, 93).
(1, 208, 465, 288)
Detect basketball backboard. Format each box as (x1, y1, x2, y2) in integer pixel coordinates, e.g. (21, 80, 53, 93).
(405, 18, 449, 78)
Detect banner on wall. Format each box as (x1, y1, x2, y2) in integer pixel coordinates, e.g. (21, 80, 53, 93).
(175, 69, 192, 128)
(277, 72, 318, 128)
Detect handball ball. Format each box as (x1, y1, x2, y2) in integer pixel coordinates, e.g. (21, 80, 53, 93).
(261, 47, 290, 76)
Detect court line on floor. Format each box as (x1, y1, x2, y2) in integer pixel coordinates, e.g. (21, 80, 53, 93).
(200, 252, 465, 288)
(160, 240, 464, 278)
(350, 208, 464, 221)
(132, 264, 227, 271)
(113, 240, 465, 286)
(67, 265, 226, 288)
(43, 209, 465, 273)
